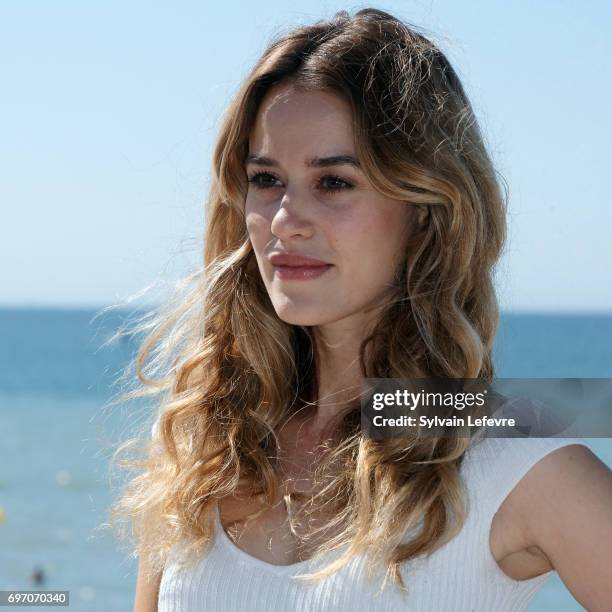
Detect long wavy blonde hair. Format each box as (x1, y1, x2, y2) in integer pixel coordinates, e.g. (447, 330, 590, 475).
(106, 7, 507, 594)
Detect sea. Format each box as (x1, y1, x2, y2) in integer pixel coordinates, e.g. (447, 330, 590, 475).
(0, 307, 610, 611)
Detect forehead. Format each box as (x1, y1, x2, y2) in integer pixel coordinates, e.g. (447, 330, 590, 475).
(248, 83, 355, 155)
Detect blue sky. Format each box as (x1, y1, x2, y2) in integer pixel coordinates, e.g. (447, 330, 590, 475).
(1, 1, 610, 312)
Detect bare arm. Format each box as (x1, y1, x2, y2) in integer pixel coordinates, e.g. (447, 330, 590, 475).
(133, 557, 162, 612)
(510, 444, 612, 611)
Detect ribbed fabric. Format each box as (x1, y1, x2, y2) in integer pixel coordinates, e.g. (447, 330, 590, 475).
(158, 436, 590, 611)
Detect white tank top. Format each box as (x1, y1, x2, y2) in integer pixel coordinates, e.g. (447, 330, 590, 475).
(158, 435, 589, 611)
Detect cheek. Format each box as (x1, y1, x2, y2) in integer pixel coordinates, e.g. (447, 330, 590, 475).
(335, 208, 408, 282)
(245, 207, 270, 251)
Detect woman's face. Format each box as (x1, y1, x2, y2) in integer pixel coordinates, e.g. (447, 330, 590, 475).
(245, 82, 417, 329)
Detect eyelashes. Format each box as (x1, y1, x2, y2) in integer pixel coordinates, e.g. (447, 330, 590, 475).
(246, 171, 354, 195)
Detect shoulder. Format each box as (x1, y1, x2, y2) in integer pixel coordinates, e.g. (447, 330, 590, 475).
(494, 441, 612, 607)
(461, 435, 595, 512)
(460, 435, 597, 558)
(503, 441, 611, 544)
(489, 442, 597, 555)
(134, 556, 163, 612)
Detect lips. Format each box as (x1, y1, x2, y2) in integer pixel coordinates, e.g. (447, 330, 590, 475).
(268, 252, 331, 267)
(267, 252, 334, 281)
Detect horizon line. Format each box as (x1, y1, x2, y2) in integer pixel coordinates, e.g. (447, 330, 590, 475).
(0, 303, 610, 317)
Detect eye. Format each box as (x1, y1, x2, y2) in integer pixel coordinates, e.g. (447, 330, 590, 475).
(318, 175, 354, 195)
(247, 171, 281, 189)
(246, 172, 354, 196)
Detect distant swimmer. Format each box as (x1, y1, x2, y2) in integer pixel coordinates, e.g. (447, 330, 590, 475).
(31, 565, 46, 586)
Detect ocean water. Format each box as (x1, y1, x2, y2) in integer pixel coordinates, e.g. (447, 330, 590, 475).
(0, 307, 610, 611)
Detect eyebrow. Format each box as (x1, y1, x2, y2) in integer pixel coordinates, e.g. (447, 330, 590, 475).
(245, 153, 361, 169)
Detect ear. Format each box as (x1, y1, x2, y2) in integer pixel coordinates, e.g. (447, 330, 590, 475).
(414, 204, 430, 229)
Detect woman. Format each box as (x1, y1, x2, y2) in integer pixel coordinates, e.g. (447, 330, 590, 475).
(111, 8, 612, 611)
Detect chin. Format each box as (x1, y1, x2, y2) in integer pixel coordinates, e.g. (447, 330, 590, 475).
(272, 302, 336, 327)
(275, 311, 325, 327)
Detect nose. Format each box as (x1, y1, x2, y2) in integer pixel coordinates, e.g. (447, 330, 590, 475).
(270, 189, 315, 240)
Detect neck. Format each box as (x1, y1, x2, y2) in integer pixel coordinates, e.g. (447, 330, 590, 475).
(305, 310, 380, 439)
